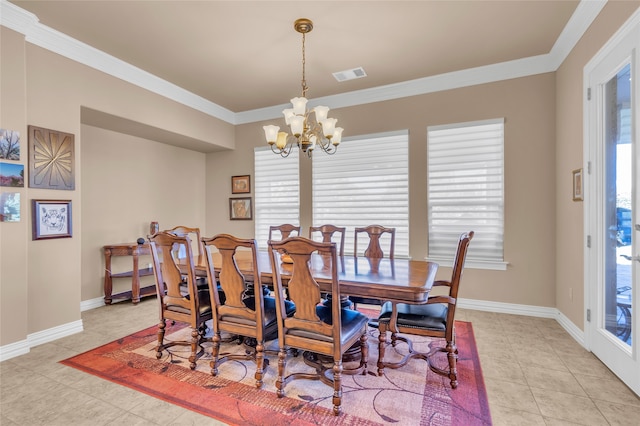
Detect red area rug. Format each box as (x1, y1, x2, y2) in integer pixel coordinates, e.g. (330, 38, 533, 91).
(61, 318, 491, 425)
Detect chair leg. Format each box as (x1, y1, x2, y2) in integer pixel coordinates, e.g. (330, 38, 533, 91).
(255, 341, 265, 389)
(188, 327, 199, 370)
(446, 340, 459, 389)
(332, 360, 343, 416)
(359, 333, 368, 374)
(377, 326, 387, 376)
(210, 332, 221, 376)
(276, 347, 287, 398)
(155, 320, 166, 359)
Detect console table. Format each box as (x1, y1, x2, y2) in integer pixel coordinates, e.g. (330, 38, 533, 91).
(103, 242, 155, 304)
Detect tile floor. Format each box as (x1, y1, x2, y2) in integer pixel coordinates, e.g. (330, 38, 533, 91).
(1, 299, 639, 425)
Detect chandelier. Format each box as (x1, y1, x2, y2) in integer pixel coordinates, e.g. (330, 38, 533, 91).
(263, 18, 343, 158)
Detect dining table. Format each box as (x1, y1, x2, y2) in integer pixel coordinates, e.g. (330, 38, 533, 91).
(180, 250, 439, 369)
(187, 250, 439, 305)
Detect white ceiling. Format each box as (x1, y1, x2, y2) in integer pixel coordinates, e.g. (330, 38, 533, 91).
(5, 0, 598, 125)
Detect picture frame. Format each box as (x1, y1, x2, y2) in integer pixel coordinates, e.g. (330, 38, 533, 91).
(231, 175, 251, 194)
(0, 129, 20, 160)
(572, 168, 583, 201)
(229, 197, 252, 220)
(0, 162, 24, 187)
(28, 125, 75, 190)
(32, 199, 72, 240)
(0, 192, 20, 222)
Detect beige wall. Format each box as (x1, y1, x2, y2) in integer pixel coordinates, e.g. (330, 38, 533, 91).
(208, 74, 558, 307)
(555, 0, 640, 328)
(80, 125, 207, 301)
(0, 33, 234, 347)
(1, 28, 29, 345)
(1, 2, 639, 349)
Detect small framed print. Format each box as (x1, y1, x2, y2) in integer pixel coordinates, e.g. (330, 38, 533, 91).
(231, 175, 250, 194)
(572, 168, 583, 201)
(32, 199, 72, 240)
(229, 197, 252, 220)
(0, 192, 20, 222)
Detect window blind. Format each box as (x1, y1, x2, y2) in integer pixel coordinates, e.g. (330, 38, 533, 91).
(427, 118, 504, 262)
(312, 131, 409, 257)
(254, 147, 299, 250)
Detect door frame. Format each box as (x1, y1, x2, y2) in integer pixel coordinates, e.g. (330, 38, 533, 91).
(583, 8, 640, 395)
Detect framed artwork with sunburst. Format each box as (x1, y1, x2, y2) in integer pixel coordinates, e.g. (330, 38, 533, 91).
(28, 125, 75, 190)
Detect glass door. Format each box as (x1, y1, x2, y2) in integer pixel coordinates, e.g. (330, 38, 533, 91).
(586, 18, 639, 396)
(603, 64, 632, 346)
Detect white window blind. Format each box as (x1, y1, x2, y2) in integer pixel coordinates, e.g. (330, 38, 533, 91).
(254, 147, 299, 249)
(312, 131, 409, 257)
(427, 118, 504, 264)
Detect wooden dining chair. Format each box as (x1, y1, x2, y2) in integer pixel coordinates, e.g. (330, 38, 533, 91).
(148, 231, 212, 370)
(376, 231, 474, 389)
(309, 224, 346, 256)
(351, 225, 396, 308)
(167, 225, 202, 258)
(201, 234, 295, 388)
(354, 225, 396, 258)
(268, 224, 301, 241)
(167, 225, 207, 289)
(268, 237, 368, 416)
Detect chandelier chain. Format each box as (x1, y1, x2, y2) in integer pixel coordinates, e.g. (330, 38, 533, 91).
(301, 32, 308, 98)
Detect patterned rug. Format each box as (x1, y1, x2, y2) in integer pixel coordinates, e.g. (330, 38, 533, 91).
(61, 314, 491, 425)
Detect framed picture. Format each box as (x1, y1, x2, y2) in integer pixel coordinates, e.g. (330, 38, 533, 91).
(231, 175, 251, 194)
(32, 199, 72, 240)
(0, 129, 20, 160)
(0, 162, 24, 187)
(28, 125, 75, 190)
(229, 197, 252, 220)
(0, 192, 20, 222)
(572, 168, 583, 201)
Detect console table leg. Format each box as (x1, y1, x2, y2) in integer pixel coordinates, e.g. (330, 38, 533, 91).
(132, 253, 141, 304)
(104, 249, 113, 305)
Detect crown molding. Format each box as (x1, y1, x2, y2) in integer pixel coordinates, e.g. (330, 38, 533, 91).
(0, 0, 237, 124)
(547, 0, 608, 69)
(1, 0, 607, 126)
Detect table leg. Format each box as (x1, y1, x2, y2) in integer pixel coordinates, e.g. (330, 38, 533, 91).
(104, 249, 113, 304)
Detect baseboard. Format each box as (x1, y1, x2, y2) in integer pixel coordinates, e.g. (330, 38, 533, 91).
(555, 310, 585, 347)
(81, 296, 105, 312)
(1, 297, 587, 362)
(0, 339, 30, 362)
(458, 297, 557, 318)
(458, 297, 586, 348)
(0, 319, 84, 362)
(28, 319, 84, 347)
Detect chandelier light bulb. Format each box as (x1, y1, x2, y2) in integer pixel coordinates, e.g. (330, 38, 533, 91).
(276, 132, 289, 149)
(263, 125, 280, 144)
(333, 127, 344, 145)
(289, 115, 305, 137)
(282, 108, 295, 125)
(313, 106, 330, 123)
(321, 117, 337, 138)
(290, 97, 308, 116)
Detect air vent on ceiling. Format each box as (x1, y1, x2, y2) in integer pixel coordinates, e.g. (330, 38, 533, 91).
(332, 67, 367, 82)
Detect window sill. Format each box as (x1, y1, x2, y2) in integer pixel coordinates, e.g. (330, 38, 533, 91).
(425, 256, 508, 271)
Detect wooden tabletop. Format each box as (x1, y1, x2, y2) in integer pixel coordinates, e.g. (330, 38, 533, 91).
(189, 251, 438, 304)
